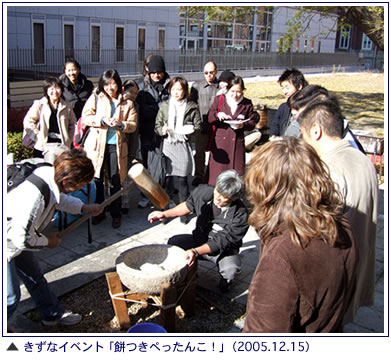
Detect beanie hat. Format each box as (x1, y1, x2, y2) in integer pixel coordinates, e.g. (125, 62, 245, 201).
(148, 55, 166, 73)
(218, 70, 235, 83)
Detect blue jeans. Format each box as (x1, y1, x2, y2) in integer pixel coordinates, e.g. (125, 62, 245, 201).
(7, 251, 64, 321)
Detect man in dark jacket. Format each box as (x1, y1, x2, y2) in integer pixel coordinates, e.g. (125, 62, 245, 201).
(136, 55, 170, 207)
(148, 170, 248, 292)
(190, 61, 219, 186)
(269, 68, 308, 138)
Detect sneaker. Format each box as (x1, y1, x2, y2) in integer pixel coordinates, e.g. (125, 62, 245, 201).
(42, 310, 82, 326)
(137, 198, 150, 208)
(112, 217, 121, 228)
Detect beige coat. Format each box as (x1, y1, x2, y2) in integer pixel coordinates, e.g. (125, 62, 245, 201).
(23, 97, 76, 151)
(81, 90, 137, 183)
(321, 140, 379, 324)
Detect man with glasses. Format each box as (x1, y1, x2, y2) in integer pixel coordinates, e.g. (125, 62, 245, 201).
(190, 61, 219, 186)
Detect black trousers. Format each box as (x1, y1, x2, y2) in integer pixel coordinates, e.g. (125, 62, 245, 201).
(95, 144, 121, 218)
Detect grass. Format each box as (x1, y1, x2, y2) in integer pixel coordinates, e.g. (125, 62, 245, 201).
(244, 72, 385, 137)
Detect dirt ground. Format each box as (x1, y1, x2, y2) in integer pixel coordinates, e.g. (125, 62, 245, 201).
(26, 276, 247, 333)
(245, 72, 385, 137)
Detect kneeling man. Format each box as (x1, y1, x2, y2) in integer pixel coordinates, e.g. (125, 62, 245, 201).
(148, 170, 248, 292)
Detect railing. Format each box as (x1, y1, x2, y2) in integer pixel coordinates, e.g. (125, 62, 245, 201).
(8, 48, 366, 80)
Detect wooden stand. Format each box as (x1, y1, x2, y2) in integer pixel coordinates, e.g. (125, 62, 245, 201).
(106, 261, 197, 332)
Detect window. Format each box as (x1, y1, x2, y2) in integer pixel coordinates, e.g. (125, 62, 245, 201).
(362, 33, 373, 50)
(116, 26, 124, 62)
(158, 29, 165, 51)
(91, 25, 100, 63)
(64, 24, 74, 60)
(33, 22, 45, 64)
(304, 39, 308, 53)
(138, 27, 146, 61)
(339, 25, 351, 49)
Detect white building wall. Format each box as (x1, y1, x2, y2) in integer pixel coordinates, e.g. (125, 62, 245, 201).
(270, 6, 337, 53)
(7, 5, 180, 50)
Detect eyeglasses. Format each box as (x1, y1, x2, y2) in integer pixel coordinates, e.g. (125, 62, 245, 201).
(204, 71, 216, 75)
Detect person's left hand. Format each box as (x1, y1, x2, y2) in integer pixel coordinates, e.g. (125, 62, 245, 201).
(82, 204, 104, 216)
(185, 249, 197, 267)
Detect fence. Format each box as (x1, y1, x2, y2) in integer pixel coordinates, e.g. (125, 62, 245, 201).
(8, 48, 366, 80)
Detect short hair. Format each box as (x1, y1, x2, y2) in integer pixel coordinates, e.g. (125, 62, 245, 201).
(227, 76, 246, 91)
(215, 170, 244, 201)
(122, 79, 139, 100)
(98, 69, 122, 98)
(204, 60, 217, 71)
(63, 58, 81, 72)
(288, 84, 342, 113)
(298, 99, 344, 138)
(245, 137, 344, 248)
(53, 148, 95, 193)
(43, 77, 64, 98)
(169, 76, 189, 100)
(278, 68, 308, 90)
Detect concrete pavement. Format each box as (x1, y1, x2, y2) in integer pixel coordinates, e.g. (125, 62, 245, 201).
(8, 182, 385, 334)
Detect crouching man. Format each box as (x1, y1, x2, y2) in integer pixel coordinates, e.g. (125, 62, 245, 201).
(148, 170, 248, 293)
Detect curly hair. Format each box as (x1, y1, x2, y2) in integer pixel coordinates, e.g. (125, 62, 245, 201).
(245, 137, 344, 249)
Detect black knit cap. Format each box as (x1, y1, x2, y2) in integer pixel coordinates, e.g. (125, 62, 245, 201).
(148, 55, 166, 73)
(218, 70, 235, 83)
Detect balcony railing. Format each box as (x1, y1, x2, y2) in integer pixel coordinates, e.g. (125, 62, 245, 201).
(8, 48, 365, 80)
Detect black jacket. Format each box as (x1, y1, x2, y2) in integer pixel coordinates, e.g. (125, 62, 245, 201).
(270, 102, 291, 137)
(136, 73, 170, 143)
(186, 185, 249, 255)
(60, 73, 94, 119)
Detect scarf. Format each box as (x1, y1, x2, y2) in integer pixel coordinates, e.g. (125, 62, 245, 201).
(226, 95, 244, 117)
(167, 98, 187, 143)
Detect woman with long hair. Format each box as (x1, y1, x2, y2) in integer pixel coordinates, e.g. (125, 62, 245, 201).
(81, 69, 137, 228)
(155, 76, 201, 221)
(243, 137, 358, 333)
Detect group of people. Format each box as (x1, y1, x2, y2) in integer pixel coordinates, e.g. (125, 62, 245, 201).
(148, 65, 378, 332)
(8, 58, 379, 333)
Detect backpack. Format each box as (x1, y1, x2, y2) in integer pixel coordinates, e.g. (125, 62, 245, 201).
(7, 162, 51, 208)
(73, 117, 90, 148)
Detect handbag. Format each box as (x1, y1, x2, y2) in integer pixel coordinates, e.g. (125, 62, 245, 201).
(206, 94, 225, 151)
(21, 133, 36, 148)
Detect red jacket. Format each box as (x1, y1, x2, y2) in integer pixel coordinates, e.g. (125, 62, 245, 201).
(207, 95, 256, 186)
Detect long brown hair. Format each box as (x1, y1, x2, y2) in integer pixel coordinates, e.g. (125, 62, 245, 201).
(245, 137, 344, 249)
(53, 148, 95, 192)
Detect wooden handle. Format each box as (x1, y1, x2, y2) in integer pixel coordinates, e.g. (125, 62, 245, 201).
(58, 161, 170, 238)
(58, 180, 135, 238)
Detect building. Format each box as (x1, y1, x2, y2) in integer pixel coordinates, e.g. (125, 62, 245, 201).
(7, 5, 180, 76)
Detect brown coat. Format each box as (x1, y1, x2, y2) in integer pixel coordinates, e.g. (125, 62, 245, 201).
(243, 218, 358, 333)
(23, 97, 76, 151)
(207, 95, 256, 185)
(81, 90, 137, 183)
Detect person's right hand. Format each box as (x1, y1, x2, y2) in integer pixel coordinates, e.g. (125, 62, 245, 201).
(47, 232, 62, 248)
(217, 112, 231, 121)
(148, 211, 165, 224)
